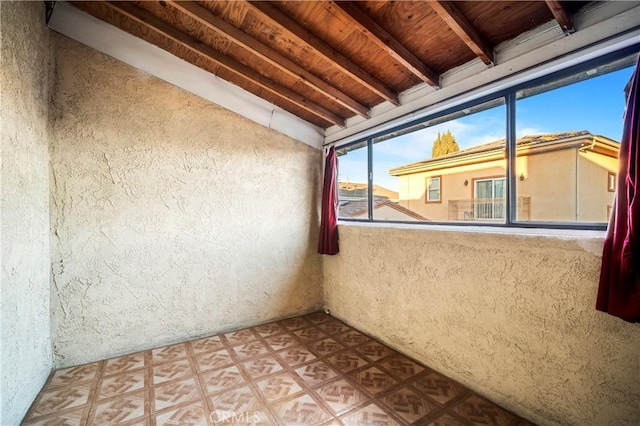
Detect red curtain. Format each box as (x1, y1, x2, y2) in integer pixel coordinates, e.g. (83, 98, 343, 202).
(318, 146, 339, 255)
(596, 56, 640, 323)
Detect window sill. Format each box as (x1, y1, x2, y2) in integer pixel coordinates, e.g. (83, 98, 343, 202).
(337, 219, 607, 240)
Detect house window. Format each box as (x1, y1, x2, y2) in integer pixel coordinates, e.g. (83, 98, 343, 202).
(474, 178, 505, 219)
(608, 172, 616, 192)
(335, 47, 635, 229)
(426, 176, 441, 203)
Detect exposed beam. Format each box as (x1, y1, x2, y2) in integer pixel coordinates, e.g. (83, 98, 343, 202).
(545, 0, 575, 34)
(167, 0, 369, 118)
(425, 1, 493, 65)
(245, 1, 399, 106)
(329, 1, 439, 87)
(103, 1, 346, 127)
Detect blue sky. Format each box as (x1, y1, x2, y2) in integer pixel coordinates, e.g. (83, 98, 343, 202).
(339, 65, 634, 192)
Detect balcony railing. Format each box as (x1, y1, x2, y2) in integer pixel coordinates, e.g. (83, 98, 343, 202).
(448, 197, 531, 221)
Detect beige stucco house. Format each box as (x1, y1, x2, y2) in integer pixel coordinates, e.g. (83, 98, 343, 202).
(339, 197, 428, 221)
(389, 131, 619, 222)
(339, 182, 399, 201)
(338, 183, 427, 220)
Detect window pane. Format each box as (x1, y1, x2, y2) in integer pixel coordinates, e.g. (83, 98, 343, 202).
(337, 142, 369, 219)
(371, 98, 506, 223)
(515, 56, 634, 223)
(427, 177, 441, 202)
(428, 177, 440, 191)
(474, 178, 505, 219)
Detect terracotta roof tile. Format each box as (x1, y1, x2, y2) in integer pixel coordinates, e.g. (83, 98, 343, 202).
(389, 131, 594, 173)
(339, 197, 428, 221)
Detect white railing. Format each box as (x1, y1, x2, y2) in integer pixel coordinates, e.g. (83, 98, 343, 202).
(448, 197, 531, 221)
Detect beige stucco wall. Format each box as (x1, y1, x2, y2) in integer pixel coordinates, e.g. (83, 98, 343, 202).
(324, 224, 639, 426)
(0, 1, 53, 423)
(577, 151, 617, 222)
(49, 35, 323, 367)
(372, 205, 421, 221)
(519, 149, 577, 222)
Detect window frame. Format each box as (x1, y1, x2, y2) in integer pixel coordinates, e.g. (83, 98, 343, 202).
(473, 177, 507, 220)
(425, 176, 442, 203)
(608, 171, 617, 192)
(334, 44, 638, 231)
(472, 177, 506, 199)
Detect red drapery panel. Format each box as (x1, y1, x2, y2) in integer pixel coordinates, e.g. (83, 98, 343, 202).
(318, 146, 339, 255)
(596, 56, 640, 323)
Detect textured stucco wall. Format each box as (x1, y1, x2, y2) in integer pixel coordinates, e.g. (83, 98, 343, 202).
(324, 224, 640, 426)
(0, 1, 53, 423)
(50, 35, 323, 367)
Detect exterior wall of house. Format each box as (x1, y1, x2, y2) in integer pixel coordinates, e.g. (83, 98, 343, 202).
(397, 160, 506, 221)
(576, 151, 618, 222)
(517, 149, 577, 222)
(323, 224, 640, 426)
(348, 204, 423, 221)
(395, 142, 615, 224)
(49, 35, 323, 367)
(372, 205, 422, 221)
(0, 2, 53, 423)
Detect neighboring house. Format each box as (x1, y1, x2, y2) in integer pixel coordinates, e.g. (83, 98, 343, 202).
(339, 182, 399, 201)
(388, 131, 619, 222)
(338, 183, 427, 220)
(340, 197, 429, 221)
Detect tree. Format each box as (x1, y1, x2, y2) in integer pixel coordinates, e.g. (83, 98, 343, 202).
(432, 130, 460, 158)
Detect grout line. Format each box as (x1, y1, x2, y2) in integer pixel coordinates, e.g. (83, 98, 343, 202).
(24, 312, 531, 426)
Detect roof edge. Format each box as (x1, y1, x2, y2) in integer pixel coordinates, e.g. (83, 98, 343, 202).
(389, 132, 619, 176)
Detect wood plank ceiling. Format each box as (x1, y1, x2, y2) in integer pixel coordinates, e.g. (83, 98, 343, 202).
(67, 0, 588, 129)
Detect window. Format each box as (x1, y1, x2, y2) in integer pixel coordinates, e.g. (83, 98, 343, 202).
(515, 54, 632, 224)
(474, 178, 505, 219)
(426, 177, 441, 203)
(608, 172, 616, 192)
(335, 46, 637, 229)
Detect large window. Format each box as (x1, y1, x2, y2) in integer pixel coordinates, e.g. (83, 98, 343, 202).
(335, 47, 637, 229)
(367, 98, 506, 223)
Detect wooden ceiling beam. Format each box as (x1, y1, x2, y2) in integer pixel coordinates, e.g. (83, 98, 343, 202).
(245, 1, 399, 106)
(329, 1, 439, 87)
(425, 1, 493, 65)
(104, 1, 346, 127)
(545, 0, 575, 34)
(167, 0, 369, 118)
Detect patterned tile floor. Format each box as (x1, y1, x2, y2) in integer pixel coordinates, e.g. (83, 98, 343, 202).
(23, 312, 533, 426)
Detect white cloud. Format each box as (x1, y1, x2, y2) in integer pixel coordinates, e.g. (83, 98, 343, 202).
(516, 126, 546, 137)
(338, 157, 368, 185)
(373, 114, 507, 165)
(375, 120, 476, 157)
